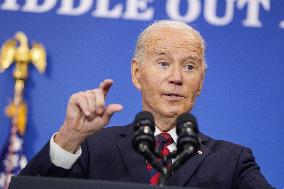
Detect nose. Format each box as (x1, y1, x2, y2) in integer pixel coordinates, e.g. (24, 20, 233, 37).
(168, 64, 183, 85)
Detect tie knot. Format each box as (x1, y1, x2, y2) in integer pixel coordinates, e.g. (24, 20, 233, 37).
(155, 132, 174, 151)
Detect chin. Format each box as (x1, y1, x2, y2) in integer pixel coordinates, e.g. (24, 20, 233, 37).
(161, 108, 185, 118)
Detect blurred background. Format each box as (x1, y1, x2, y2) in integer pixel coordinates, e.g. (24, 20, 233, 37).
(0, 0, 283, 188)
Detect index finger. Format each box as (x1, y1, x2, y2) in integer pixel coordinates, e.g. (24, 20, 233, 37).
(99, 79, 113, 97)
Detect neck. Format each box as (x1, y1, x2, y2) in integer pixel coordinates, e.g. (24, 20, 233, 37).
(155, 116, 176, 132)
(147, 110, 176, 132)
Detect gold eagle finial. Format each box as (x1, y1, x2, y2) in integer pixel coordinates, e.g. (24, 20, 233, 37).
(0, 32, 47, 135)
(0, 31, 47, 77)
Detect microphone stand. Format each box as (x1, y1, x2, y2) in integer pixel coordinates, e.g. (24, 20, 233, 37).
(157, 145, 198, 186)
(157, 153, 176, 186)
(135, 138, 199, 186)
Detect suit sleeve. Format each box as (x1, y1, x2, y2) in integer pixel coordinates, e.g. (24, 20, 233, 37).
(18, 139, 89, 178)
(234, 147, 275, 189)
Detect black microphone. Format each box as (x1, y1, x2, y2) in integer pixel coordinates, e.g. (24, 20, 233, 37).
(132, 111, 155, 153)
(132, 111, 163, 172)
(172, 113, 200, 171)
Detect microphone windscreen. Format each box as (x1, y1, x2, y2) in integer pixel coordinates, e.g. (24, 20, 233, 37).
(134, 111, 155, 129)
(135, 111, 154, 122)
(176, 113, 198, 134)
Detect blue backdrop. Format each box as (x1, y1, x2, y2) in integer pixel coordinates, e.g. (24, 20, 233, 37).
(0, 0, 283, 188)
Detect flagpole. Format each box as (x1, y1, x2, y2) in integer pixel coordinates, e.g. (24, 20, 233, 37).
(0, 32, 47, 189)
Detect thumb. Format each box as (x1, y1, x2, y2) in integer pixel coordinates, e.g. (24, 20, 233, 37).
(103, 104, 123, 121)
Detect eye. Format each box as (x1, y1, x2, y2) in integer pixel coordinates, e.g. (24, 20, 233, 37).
(159, 61, 170, 69)
(185, 64, 194, 71)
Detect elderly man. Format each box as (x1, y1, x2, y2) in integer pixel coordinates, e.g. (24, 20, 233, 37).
(20, 20, 273, 189)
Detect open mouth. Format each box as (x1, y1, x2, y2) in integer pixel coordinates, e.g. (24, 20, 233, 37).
(162, 93, 185, 99)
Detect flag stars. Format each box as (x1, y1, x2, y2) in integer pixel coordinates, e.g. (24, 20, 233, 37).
(0, 173, 6, 187)
(19, 156, 27, 169)
(11, 135, 23, 152)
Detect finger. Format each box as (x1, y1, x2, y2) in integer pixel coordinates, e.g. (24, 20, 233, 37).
(92, 89, 105, 115)
(67, 94, 82, 119)
(103, 104, 123, 121)
(75, 93, 92, 118)
(84, 90, 96, 114)
(99, 79, 113, 97)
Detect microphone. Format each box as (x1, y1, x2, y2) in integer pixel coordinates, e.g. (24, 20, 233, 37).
(132, 111, 155, 153)
(132, 111, 163, 172)
(172, 113, 200, 171)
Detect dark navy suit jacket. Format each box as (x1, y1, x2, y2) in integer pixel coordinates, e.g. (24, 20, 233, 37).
(20, 124, 274, 189)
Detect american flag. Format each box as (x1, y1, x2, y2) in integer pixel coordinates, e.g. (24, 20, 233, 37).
(0, 124, 27, 189)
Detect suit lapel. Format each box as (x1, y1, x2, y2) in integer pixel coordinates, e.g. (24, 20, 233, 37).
(169, 133, 210, 186)
(116, 125, 149, 183)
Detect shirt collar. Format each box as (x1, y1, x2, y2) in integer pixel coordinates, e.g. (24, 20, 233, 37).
(154, 126, 177, 144)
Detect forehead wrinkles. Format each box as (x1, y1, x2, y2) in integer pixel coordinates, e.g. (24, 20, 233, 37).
(144, 36, 202, 57)
(175, 40, 202, 54)
(178, 39, 201, 48)
(144, 36, 165, 55)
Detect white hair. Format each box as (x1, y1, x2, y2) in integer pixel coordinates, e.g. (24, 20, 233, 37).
(134, 20, 207, 69)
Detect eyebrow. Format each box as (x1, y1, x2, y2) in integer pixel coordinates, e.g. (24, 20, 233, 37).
(155, 52, 168, 56)
(184, 55, 202, 62)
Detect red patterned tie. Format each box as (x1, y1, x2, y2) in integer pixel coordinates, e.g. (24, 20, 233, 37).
(146, 132, 174, 185)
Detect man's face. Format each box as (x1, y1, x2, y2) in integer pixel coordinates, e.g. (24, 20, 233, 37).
(132, 27, 205, 120)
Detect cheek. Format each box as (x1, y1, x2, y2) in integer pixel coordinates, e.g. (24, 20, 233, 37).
(185, 77, 203, 99)
(140, 70, 162, 93)
(190, 74, 203, 90)
(143, 78, 161, 97)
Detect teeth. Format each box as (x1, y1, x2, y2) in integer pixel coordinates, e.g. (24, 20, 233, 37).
(164, 93, 183, 97)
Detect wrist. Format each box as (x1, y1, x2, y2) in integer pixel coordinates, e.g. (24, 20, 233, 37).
(54, 124, 86, 153)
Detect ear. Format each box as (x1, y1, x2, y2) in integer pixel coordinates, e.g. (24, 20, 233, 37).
(131, 58, 142, 90)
